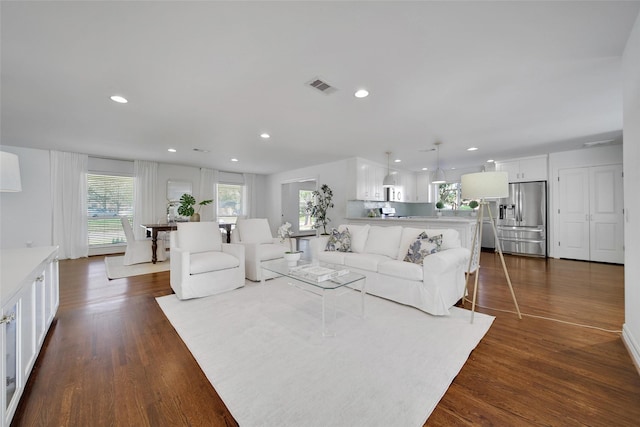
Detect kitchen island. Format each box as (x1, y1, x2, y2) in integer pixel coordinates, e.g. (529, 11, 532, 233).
(345, 216, 479, 271)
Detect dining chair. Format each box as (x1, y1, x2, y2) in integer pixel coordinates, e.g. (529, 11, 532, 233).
(121, 217, 167, 265)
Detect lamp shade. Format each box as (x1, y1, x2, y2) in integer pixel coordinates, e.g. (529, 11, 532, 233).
(382, 173, 396, 187)
(461, 171, 508, 199)
(0, 151, 22, 192)
(432, 168, 446, 184)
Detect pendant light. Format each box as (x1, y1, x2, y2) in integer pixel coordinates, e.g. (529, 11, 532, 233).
(382, 151, 396, 187)
(432, 142, 446, 184)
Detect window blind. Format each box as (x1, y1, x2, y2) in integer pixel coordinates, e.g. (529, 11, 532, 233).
(87, 173, 134, 246)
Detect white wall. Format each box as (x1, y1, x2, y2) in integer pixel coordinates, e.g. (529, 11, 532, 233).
(265, 159, 350, 235)
(0, 146, 52, 249)
(622, 13, 640, 372)
(548, 144, 624, 259)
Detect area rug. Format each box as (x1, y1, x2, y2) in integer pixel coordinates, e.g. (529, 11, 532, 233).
(156, 279, 494, 426)
(104, 255, 169, 279)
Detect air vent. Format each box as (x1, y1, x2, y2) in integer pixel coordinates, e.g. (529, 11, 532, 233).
(193, 148, 210, 153)
(307, 77, 337, 95)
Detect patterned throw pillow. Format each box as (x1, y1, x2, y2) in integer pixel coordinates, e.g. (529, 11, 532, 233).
(325, 228, 352, 252)
(404, 232, 442, 265)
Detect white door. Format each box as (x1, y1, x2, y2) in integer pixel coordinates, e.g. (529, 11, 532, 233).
(589, 164, 624, 263)
(558, 168, 590, 260)
(557, 165, 624, 263)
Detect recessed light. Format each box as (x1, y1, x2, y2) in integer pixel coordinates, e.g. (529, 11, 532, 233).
(422, 167, 429, 171)
(487, 159, 495, 163)
(394, 159, 401, 163)
(167, 148, 176, 153)
(110, 95, 128, 104)
(467, 147, 478, 151)
(230, 158, 238, 162)
(260, 133, 270, 139)
(354, 89, 369, 98)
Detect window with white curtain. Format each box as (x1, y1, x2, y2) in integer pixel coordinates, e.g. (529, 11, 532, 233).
(87, 173, 134, 246)
(216, 183, 245, 223)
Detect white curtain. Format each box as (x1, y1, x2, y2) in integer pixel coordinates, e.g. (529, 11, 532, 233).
(198, 168, 217, 222)
(133, 160, 158, 239)
(51, 151, 88, 259)
(243, 173, 257, 218)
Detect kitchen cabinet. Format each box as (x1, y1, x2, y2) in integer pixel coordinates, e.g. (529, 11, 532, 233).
(394, 170, 416, 202)
(348, 158, 386, 201)
(496, 155, 547, 182)
(1, 246, 59, 427)
(557, 164, 623, 264)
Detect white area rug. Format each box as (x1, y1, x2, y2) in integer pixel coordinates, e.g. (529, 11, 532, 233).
(157, 279, 494, 426)
(104, 255, 169, 279)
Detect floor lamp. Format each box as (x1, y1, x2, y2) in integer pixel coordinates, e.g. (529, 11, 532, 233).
(460, 171, 521, 323)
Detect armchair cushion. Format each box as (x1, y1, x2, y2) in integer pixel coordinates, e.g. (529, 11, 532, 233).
(177, 222, 222, 253)
(236, 218, 273, 244)
(190, 251, 241, 275)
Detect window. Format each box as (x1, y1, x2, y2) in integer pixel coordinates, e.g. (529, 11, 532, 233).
(87, 174, 134, 246)
(436, 182, 476, 210)
(217, 183, 245, 223)
(299, 189, 314, 231)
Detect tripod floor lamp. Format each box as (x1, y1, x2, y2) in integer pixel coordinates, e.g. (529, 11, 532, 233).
(460, 171, 521, 323)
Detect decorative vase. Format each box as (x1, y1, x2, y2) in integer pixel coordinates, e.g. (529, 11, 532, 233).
(190, 213, 200, 222)
(283, 251, 302, 266)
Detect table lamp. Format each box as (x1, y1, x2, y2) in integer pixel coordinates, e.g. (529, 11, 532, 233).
(460, 171, 521, 323)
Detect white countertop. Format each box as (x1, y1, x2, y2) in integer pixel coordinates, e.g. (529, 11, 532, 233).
(346, 216, 476, 223)
(1, 246, 58, 305)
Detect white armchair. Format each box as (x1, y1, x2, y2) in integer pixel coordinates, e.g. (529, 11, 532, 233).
(170, 222, 245, 300)
(231, 218, 295, 281)
(121, 217, 166, 265)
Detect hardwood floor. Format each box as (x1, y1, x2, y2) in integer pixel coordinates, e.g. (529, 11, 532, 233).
(12, 252, 640, 426)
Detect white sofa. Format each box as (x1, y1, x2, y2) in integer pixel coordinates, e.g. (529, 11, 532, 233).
(309, 224, 470, 315)
(231, 218, 296, 281)
(170, 222, 245, 300)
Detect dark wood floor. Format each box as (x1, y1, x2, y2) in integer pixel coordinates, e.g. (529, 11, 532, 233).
(12, 252, 640, 426)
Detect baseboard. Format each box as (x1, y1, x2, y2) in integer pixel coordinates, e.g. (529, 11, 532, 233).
(622, 324, 640, 375)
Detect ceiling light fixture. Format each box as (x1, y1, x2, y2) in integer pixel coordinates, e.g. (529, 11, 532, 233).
(422, 167, 428, 171)
(487, 159, 495, 163)
(260, 133, 270, 139)
(394, 159, 401, 163)
(167, 148, 177, 153)
(110, 95, 128, 104)
(230, 158, 238, 162)
(467, 147, 478, 151)
(382, 151, 396, 188)
(354, 89, 369, 98)
(432, 142, 446, 184)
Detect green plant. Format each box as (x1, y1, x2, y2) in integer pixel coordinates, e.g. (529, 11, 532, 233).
(305, 184, 334, 235)
(468, 200, 479, 210)
(177, 194, 213, 217)
(436, 201, 444, 210)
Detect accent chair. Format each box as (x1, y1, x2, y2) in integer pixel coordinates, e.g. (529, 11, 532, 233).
(121, 216, 166, 265)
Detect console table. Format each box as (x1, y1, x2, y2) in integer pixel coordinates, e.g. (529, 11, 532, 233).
(1, 246, 59, 427)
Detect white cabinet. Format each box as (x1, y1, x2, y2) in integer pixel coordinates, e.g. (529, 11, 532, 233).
(496, 155, 548, 182)
(557, 165, 624, 264)
(1, 246, 59, 427)
(348, 158, 386, 201)
(393, 171, 416, 202)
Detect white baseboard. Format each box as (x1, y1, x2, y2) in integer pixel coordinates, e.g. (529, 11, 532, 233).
(622, 324, 640, 375)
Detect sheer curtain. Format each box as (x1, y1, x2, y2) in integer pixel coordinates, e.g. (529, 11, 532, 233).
(51, 151, 88, 259)
(133, 160, 158, 239)
(199, 168, 218, 222)
(243, 173, 257, 218)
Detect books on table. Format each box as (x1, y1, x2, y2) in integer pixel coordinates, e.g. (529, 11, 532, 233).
(289, 265, 349, 282)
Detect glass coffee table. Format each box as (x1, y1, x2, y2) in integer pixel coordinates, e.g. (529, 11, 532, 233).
(261, 259, 366, 337)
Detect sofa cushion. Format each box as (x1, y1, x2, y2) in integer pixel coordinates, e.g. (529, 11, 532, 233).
(378, 259, 423, 281)
(339, 224, 369, 253)
(318, 250, 346, 265)
(343, 253, 390, 272)
(404, 232, 442, 265)
(326, 228, 351, 252)
(190, 251, 240, 275)
(178, 222, 222, 253)
(396, 227, 460, 259)
(259, 243, 287, 261)
(364, 226, 403, 259)
(237, 218, 274, 244)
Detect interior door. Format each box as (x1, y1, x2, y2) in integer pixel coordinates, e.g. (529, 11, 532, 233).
(589, 164, 624, 263)
(558, 168, 590, 260)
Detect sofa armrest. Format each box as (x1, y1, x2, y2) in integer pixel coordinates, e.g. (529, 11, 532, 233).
(309, 236, 330, 261)
(170, 247, 192, 281)
(422, 247, 471, 276)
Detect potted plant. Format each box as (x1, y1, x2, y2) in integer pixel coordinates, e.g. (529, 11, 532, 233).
(177, 193, 213, 222)
(468, 200, 479, 216)
(278, 221, 302, 265)
(306, 184, 334, 235)
(435, 201, 444, 217)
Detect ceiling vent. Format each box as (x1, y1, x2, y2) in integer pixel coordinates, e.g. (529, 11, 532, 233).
(307, 77, 337, 95)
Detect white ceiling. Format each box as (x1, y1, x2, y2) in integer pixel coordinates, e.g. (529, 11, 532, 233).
(1, 1, 638, 175)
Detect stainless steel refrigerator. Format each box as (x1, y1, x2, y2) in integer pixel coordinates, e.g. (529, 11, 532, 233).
(496, 181, 547, 257)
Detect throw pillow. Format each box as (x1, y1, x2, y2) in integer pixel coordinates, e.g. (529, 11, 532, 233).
(404, 232, 442, 265)
(325, 228, 352, 252)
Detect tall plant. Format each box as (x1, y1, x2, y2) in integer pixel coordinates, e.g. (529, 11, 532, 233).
(306, 184, 334, 235)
